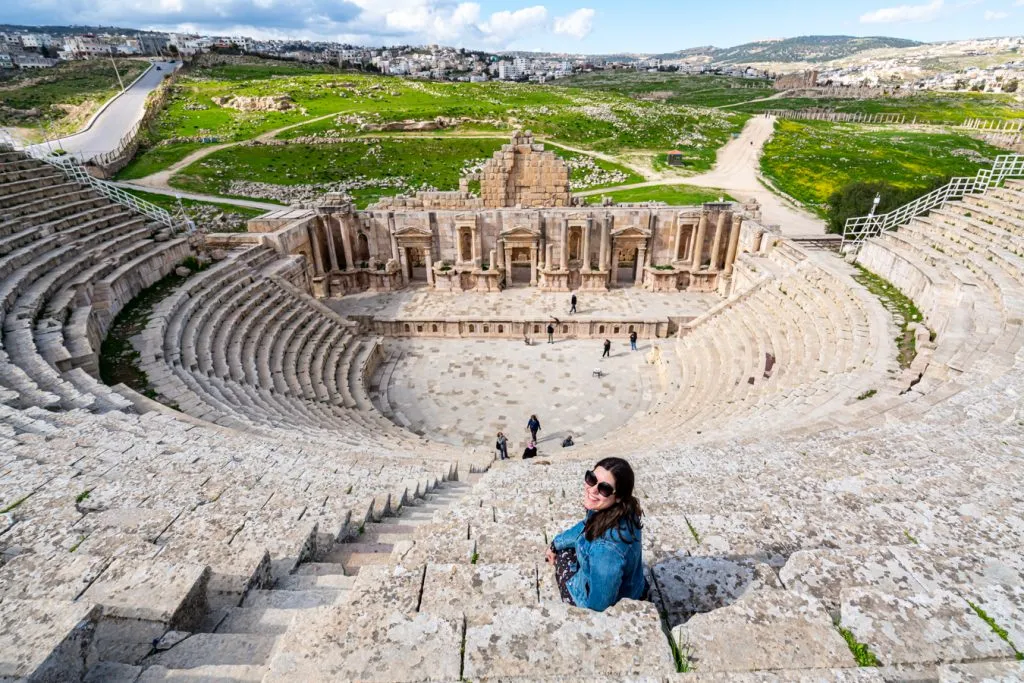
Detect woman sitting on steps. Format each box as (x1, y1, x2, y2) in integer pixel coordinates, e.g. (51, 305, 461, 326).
(545, 457, 647, 611)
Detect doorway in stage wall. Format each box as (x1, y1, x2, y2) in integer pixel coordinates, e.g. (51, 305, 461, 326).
(406, 247, 427, 282)
(510, 247, 531, 285)
(616, 247, 638, 286)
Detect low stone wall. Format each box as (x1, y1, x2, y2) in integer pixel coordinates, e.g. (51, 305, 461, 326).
(370, 318, 672, 340)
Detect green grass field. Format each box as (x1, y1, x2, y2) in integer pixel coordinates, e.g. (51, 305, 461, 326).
(122, 188, 267, 219)
(735, 92, 1024, 124)
(557, 71, 775, 108)
(0, 59, 150, 135)
(115, 141, 211, 180)
(168, 137, 643, 207)
(585, 185, 734, 205)
(136, 57, 745, 177)
(760, 120, 1006, 216)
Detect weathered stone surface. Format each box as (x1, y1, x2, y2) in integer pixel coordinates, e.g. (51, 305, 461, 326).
(464, 600, 674, 680)
(83, 661, 143, 683)
(81, 558, 210, 628)
(840, 588, 1017, 665)
(780, 547, 922, 619)
(144, 633, 278, 668)
(673, 590, 855, 672)
(420, 562, 537, 619)
(937, 660, 1024, 682)
(653, 554, 782, 627)
(266, 608, 462, 682)
(136, 663, 268, 681)
(0, 599, 100, 682)
(345, 564, 425, 614)
(667, 670, 886, 682)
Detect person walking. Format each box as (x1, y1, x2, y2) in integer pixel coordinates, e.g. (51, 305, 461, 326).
(496, 432, 509, 460)
(527, 414, 541, 442)
(570, 294, 577, 314)
(547, 323, 555, 344)
(545, 458, 647, 611)
(602, 339, 611, 358)
(629, 330, 638, 351)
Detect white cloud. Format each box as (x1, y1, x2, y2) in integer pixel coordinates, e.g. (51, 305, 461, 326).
(2, 0, 595, 49)
(984, 9, 1010, 17)
(859, 0, 944, 23)
(553, 8, 595, 39)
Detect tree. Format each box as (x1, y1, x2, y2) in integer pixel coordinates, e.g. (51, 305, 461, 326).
(825, 178, 949, 235)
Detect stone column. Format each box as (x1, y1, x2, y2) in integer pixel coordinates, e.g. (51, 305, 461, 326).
(582, 221, 592, 271)
(489, 249, 497, 272)
(505, 246, 513, 281)
(471, 226, 481, 266)
(323, 217, 339, 272)
(530, 246, 538, 285)
(307, 224, 325, 275)
(600, 216, 610, 271)
(691, 214, 708, 271)
(424, 247, 434, 285)
(339, 218, 354, 272)
(724, 215, 743, 276)
(560, 220, 568, 271)
(546, 244, 555, 271)
(672, 218, 683, 262)
(634, 244, 646, 287)
(709, 211, 728, 272)
(539, 236, 546, 271)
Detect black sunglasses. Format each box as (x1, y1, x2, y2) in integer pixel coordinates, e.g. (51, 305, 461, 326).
(584, 470, 615, 498)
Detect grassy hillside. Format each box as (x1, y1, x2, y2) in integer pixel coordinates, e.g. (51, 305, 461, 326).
(736, 91, 1024, 124)
(760, 120, 1006, 216)
(556, 72, 774, 108)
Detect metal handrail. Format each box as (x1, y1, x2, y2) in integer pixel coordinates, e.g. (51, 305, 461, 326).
(841, 154, 1024, 251)
(1, 137, 192, 234)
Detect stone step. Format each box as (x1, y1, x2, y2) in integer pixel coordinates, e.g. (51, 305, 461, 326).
(136, 664, 269, 682)
(241, 588, 345, 610)
(215, 607, 301, 635)
(275, 572, 357, 591)
(291, 562, 348, 577)
(143, 633, 279, 669)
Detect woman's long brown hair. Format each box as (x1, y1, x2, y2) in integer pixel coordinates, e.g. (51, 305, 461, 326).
(584, 457, 644, 542)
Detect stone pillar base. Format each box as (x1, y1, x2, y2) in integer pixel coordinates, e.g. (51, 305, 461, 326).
(539, 269, 570, 291)
(687, 270, 720, 293)
(579, 270, 610, 291)
(310, 276, 329, 298)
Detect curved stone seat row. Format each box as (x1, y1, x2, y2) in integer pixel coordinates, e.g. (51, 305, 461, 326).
(136, 246, 438, 453)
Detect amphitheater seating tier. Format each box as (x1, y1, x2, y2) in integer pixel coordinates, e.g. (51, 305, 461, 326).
(3, 147, 1024, 679)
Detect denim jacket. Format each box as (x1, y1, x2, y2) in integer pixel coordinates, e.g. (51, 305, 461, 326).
(552, 511, 646, 611)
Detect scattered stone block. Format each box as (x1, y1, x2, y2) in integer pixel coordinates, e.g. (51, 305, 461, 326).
(0, 599, 101, 682)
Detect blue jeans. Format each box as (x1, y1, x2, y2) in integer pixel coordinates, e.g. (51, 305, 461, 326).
(630, 340, 637, 350)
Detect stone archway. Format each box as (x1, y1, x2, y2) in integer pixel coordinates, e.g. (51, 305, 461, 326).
(616, 247, 638, 285)
(356, 233, 370, 263)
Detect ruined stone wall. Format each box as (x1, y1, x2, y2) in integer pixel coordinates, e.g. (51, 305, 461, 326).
(774, 70, 819, 91)
(479, 132, 571, 209)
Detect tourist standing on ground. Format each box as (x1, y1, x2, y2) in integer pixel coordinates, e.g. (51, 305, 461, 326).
(496, 432, 509, 460)
(629, 330, 638, 351)
(570, 294, 577, 314)
(522, 440, 538, 459)
(602, 339, 611, 358)
(547, 323, 555, 343)
(527, 414, 541, 441)
(545, 458, 647, 611)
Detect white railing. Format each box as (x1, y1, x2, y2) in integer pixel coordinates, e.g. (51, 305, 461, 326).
(841, 154, 1024, 251)
(1, 135, 192, 234)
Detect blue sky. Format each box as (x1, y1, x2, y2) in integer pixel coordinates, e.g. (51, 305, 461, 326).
(2, 0, 1023, 53)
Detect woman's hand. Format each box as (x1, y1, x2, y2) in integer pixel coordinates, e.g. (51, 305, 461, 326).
(545, 547, 556, 565)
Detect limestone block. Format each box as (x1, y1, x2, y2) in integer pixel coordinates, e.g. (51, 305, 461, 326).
(780, 547, 923, 619)
(346, 564, 425, 615)
(464, 600, 673, 680)
(420, 563, 538, 620)
(0, 551, 113, 601)
(937, 661, 1024, 682)
(82, 558, 210, 628)
(652, 554, 782, 627)
(0, 599, 100, 682)
(672, 590, 855, 673)
(471, 519, 546, 563)
(666, 670, 886, 682)
(266, 608, 462, 682)
(840, 587, 1016, 665)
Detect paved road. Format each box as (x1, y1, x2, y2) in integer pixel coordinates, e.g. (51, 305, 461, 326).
(28, 60, 180, 162)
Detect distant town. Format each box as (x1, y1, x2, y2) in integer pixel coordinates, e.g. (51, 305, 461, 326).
(1, 27, 1023, 94)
